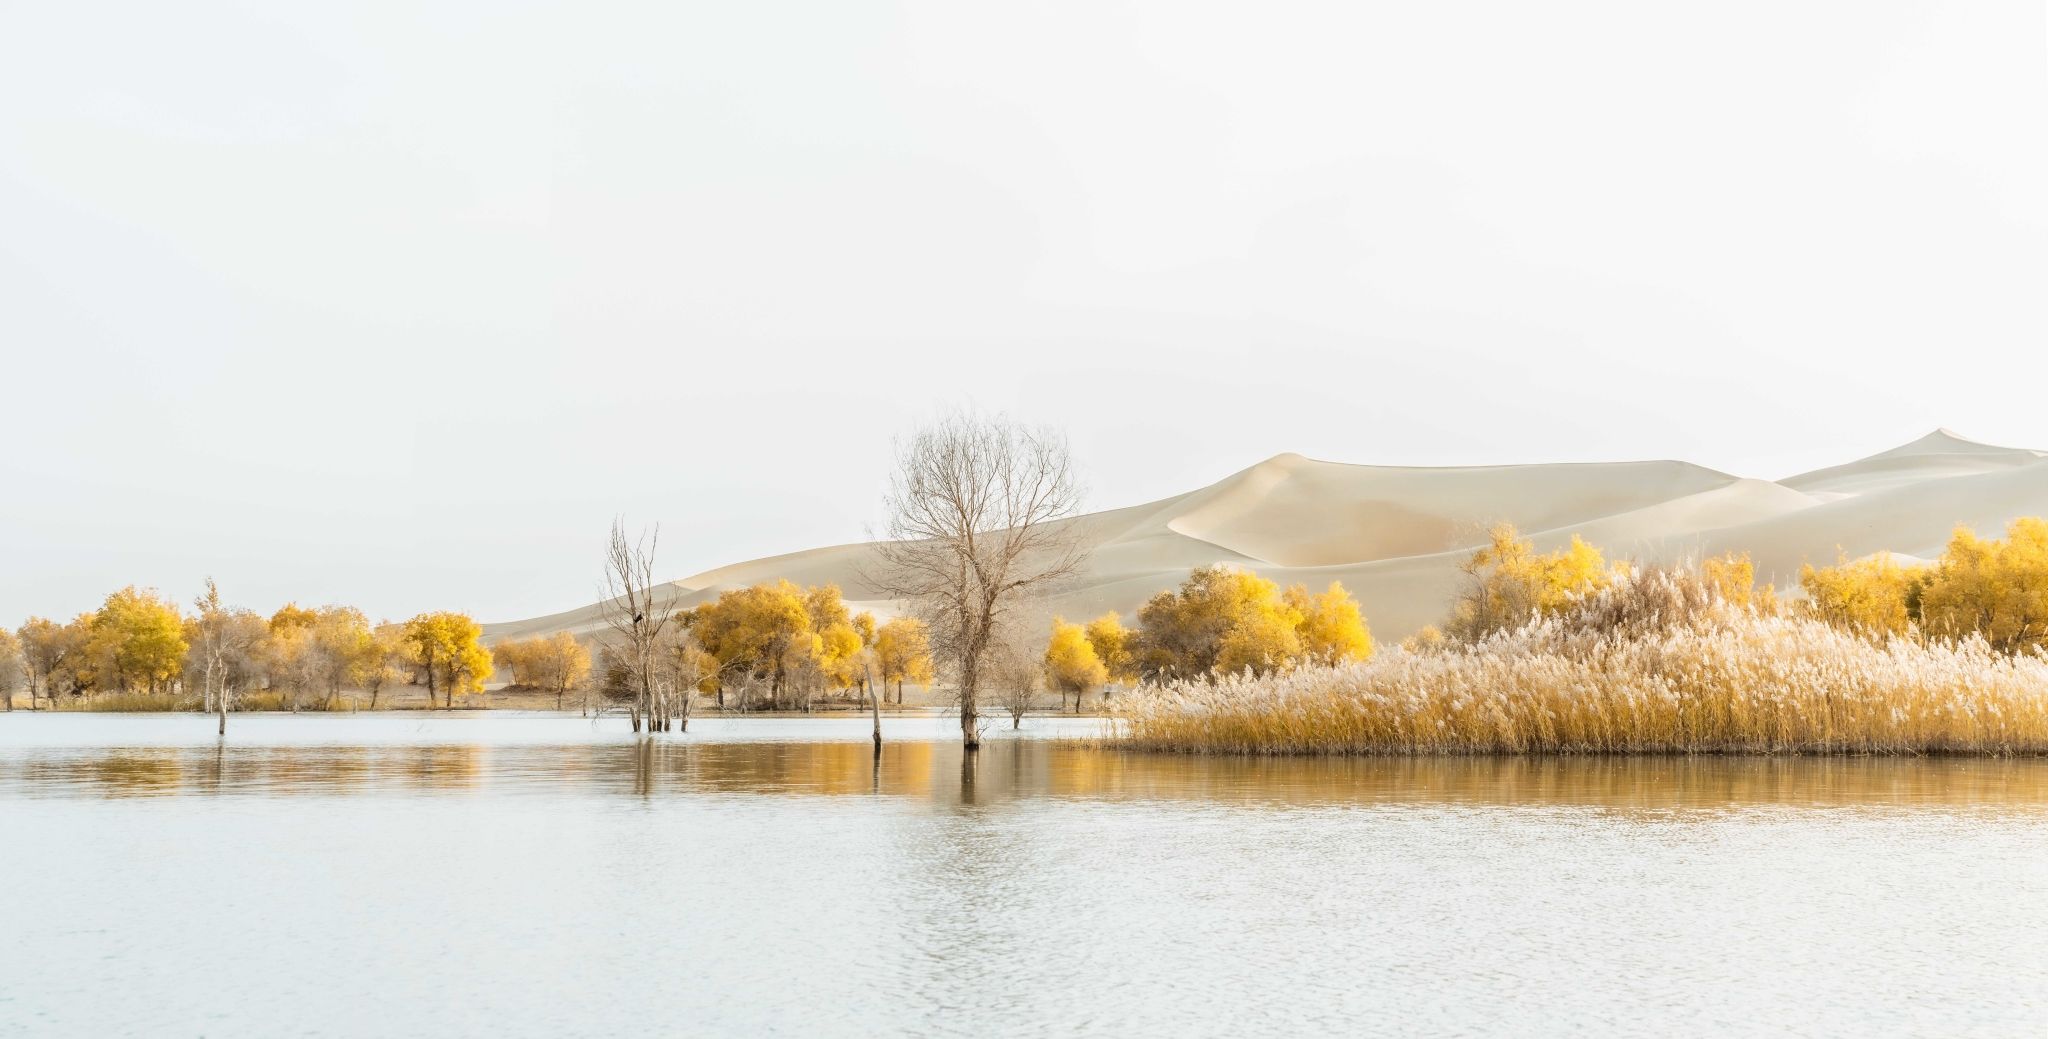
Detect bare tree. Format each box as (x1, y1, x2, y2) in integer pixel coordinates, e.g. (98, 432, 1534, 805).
(874, 413, 1086, 749)
(985, 622, 1043, 730)
(191, 578, 262, 735)
(602, 519, 683, 733)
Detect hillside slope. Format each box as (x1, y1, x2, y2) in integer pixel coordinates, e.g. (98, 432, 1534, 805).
(486, 430, 2048, 642)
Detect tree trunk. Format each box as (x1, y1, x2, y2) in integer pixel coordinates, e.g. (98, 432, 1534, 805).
(632, 657, 646, 733)
(959, 679, 979, 750)
(867, 663, 882, 755)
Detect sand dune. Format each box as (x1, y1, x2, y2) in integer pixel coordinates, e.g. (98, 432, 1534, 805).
(486, 430, 2048, 643)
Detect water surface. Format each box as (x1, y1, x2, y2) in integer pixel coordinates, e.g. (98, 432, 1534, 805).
(3, 713, 2044, 1037)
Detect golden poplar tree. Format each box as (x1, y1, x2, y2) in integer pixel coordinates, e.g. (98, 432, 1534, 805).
(1799, 552, 1924, 637)
(1042, 617, 1108, 711)
(1918, 518, 2048, 653)
(88, 586, 188, 693)
(873, 616, 934, 704)
(1285, 581, 1374, 666)
(1447, 525, 1620, 640)
(1082, 612, 1136, 684)
(402, 611, 493, 707)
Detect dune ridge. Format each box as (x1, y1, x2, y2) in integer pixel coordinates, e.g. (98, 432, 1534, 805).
(486, 430, 2048, 642)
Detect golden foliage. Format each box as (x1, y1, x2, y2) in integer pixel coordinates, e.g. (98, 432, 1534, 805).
(493, 631, 592, 699)
(402, 611, 493, 702)
(1400, 625, 1447, 653)
(1082, 612, 1135, 683)
(1447, 525, 1620, 640)
(686, 580, 813, 692)
(1917, 518, 2048, 654)
(873, 616, 935, 695)
(1134, 566, 1374, 680)
(683, 581, 874, 706)
(1799, 552, 1923, 637)
(269, 602, 318, 634)
(1285, 581, 1374, 666)
(88, 586, 188, 692)
(1117, 562, 2048, 756)
(0, 628, 20, 706)
(1042, 617, 1108, 702)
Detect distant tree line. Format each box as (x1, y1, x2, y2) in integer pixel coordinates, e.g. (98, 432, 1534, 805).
(0, 582, 498, 724)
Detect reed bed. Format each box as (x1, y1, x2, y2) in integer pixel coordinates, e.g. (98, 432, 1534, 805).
(48, 690, 355, 713)
(51, 690, 201, 712)
(1115, 569, 2048, 756)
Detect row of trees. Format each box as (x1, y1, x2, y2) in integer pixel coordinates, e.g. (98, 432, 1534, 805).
(584, 514, 944, 735)
(1411, 519, 2048, 658)
(1800, 517, 2048, 653)
(0, 583, 496, 726)
(682, 581, 935, 712)
(491, 632, 592, 710)
(1033, 570, 1377, 709)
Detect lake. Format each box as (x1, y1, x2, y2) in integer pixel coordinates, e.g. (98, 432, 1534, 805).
(3, 713, 2045, 1037)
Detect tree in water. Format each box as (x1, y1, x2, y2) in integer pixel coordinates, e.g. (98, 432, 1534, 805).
(874, 413, 1086, 750)
(602, 519, 683, 733)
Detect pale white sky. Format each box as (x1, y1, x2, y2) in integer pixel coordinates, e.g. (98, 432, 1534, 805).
(2, 1, 2044, 626)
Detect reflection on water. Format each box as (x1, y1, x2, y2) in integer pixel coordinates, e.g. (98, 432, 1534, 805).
(6, 714, 2048, 810)
(4, 713, 2046, 1037)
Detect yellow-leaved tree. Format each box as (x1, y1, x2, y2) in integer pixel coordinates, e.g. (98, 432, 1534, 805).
(88, 586, 188, 693)
(1134, 567, 1374, 680)
(1799, 552, 1925, 637)
(1701, 552, 1776, 612)
(684, 581, 870, 711)
(0, 628, 20, 711)
(1446, 525, 1619, 640)
(1134, 567, 1291, 680)
(1285, 581, 1374, 666)
(1083, 612, 1136, 685)
(1042, 617, 1108, 712)
(402, 611, 493, 707)
(805, 584, 867, 706)
(873, 616, 934, 705)
(492, 632, 593, 710)
(1917, 518, 2048, 654)
(686, 580, 814, 710)
(269, 602, 318, 634)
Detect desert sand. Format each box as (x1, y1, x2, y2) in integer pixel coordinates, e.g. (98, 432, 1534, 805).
(485, 429, 2048, 643)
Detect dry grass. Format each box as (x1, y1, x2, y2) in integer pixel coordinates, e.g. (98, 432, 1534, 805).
(1115, 565, 2048, 756)
(51, 690, 200, 712)
(48, 690, 360, 713)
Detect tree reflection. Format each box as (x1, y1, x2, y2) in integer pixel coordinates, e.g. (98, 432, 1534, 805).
(8, 739, 2048, 811)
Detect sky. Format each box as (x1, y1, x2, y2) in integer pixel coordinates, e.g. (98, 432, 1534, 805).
(2, 1, 2045, 626)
